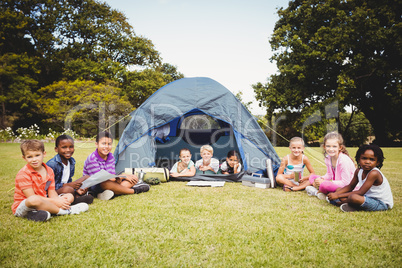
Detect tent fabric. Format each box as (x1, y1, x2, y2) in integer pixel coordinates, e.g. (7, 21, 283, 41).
(114, 77, 280, 175)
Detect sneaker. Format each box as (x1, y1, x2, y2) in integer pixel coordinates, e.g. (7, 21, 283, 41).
(306, 186, 318, 196)
(97, 189, 114, 200)
(26, 210, 51, 222)
(68, 203, 89, 215)
(340, 203, 358, 212)
(72, 194, 94, 205)
(132, 182, 150, 194)
(317, 192, 327, 200)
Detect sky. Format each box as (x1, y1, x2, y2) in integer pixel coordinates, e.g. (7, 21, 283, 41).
(104, 0, 290, 115)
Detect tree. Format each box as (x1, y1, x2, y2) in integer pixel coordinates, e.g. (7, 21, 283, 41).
(0, 0, 162, 130)
(254, 0, 402, 145)
(122, 64, 184, 108)
(37, 80, 133, 137)
(0, 53, 39, 128)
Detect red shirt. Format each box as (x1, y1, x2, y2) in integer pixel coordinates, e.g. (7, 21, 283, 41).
(12, 163, 55, 214)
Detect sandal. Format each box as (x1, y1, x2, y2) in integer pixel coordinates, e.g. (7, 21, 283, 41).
(283, 185, 293, 192)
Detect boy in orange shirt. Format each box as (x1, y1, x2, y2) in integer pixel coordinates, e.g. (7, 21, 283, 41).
(12, 140, 89, 222)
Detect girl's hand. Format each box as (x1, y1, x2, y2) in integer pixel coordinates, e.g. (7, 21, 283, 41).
(313, 177, 324, 188)
(327, 193, 338, 200)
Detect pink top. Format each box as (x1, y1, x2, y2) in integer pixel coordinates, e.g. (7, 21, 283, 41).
(322, 152, 355, 187)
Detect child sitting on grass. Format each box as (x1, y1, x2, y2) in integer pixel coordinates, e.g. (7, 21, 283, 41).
(276, 137, 315, 191)
(170, 148, 196, 178)
(327, 144, 393, 212)
(46, 135, 93, 205)
(220, 150, 242, 174)
(305, 132, 355, 200)
(195, 145, 219, 174)
(83, 131, 149, 200)
(12, 140, 89, 222)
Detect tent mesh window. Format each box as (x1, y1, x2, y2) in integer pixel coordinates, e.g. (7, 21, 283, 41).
(178, 114, 224, 146)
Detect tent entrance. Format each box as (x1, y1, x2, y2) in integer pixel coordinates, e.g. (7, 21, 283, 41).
(155, 112, 239, 169)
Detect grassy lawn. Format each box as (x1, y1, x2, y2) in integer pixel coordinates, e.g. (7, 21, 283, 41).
(0, 142, 401, 267)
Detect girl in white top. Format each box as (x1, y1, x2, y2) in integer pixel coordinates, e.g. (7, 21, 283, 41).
(276, 137, 315, 192)
(328, 144, 393, 212)
(170, 148, 196, 178)
(221, 150, 242, 174)
(195, 145, 220, 174)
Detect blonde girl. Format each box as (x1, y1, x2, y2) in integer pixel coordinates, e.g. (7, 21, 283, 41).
(276, 137, 315, 192)
(306, 132, 355, 199)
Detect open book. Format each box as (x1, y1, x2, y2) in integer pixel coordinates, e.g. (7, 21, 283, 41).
(80, 170, 125, 189)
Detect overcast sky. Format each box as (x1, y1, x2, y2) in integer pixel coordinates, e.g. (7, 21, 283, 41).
(104, 0, 290, 115)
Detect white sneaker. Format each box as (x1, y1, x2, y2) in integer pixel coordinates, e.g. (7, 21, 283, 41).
(68, 203, 89, 215)
(97, 189, 114, 200)
(306, 186, 318, 196)
(317, 192, 327, 200)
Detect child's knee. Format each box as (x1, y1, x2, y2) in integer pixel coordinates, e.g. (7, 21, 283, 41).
(25, 195, 43, 208)
(275, 174, 286, 184)
(58, 185, 75, 195)
(62, 193, 74, 203)
(347, 193, 364, 205)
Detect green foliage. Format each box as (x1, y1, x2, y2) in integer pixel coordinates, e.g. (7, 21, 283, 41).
(37, 80, 133, 137)
(0, 53, 40, 128)
(255, 0, 402, 145)
(1, 0, 184, 135)
(0, 144, 401, 267)
(122, 64, 184, 107)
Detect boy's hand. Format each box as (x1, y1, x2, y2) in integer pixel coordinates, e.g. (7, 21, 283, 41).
(125, 174, 138, 184)
(76, 188, 87, 195)
(55, 196, 71, 210)
(71, 181, 82, 190)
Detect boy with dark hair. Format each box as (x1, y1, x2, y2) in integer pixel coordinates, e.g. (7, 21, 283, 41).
(83, 131, 150, 200)
(46, 135, 93, 205)
(12, 140, 88, 222)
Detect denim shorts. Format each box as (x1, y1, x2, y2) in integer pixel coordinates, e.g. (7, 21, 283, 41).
(361, 196, 389, 211)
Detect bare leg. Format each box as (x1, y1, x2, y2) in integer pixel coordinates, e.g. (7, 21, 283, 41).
(101, 180, 134, 195)
(56, 185, 75, 195)
(276, 174, 297, 187)
(25, 195, 63, 214)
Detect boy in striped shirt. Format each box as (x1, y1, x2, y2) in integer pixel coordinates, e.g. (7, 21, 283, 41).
(83, 131, 149, 200)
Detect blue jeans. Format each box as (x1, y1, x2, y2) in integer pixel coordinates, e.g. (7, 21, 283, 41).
(361, 196, 389, 211)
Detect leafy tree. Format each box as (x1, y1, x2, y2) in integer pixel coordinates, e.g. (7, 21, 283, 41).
(254, 0, 402, 145)
(0, 0, 163, 131)
(37, 80, 133, 137)
(122, 64, 184, 108)
(0, 53, 39, 128)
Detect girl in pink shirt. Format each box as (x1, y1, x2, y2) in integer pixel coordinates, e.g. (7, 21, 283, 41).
(306, 132, 356, 200)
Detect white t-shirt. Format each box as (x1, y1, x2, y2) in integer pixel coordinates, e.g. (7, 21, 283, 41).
(195, 158, 220, 173)
(61, 161, 70, 184)
(220, 161, 242, 173)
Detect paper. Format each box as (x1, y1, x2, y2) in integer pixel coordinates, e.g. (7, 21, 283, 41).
(186, 181, 225, 187)
(80, 170, 123, 189)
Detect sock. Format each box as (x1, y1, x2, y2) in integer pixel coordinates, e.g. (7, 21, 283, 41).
(57, 208, 70, 215)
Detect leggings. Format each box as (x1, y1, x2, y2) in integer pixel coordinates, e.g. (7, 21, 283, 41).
(309, 174, 341, 194)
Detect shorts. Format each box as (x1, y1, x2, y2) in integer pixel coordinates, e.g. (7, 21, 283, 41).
(14, 200, 35, 218)
(361, 196, 389, 211)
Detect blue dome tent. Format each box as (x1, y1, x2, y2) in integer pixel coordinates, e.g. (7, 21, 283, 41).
(114, 77, 280, 181)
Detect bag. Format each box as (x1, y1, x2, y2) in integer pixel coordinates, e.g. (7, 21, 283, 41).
(125, 167, 170, 183)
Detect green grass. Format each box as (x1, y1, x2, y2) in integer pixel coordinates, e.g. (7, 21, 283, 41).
(0, 143, 401, 267)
